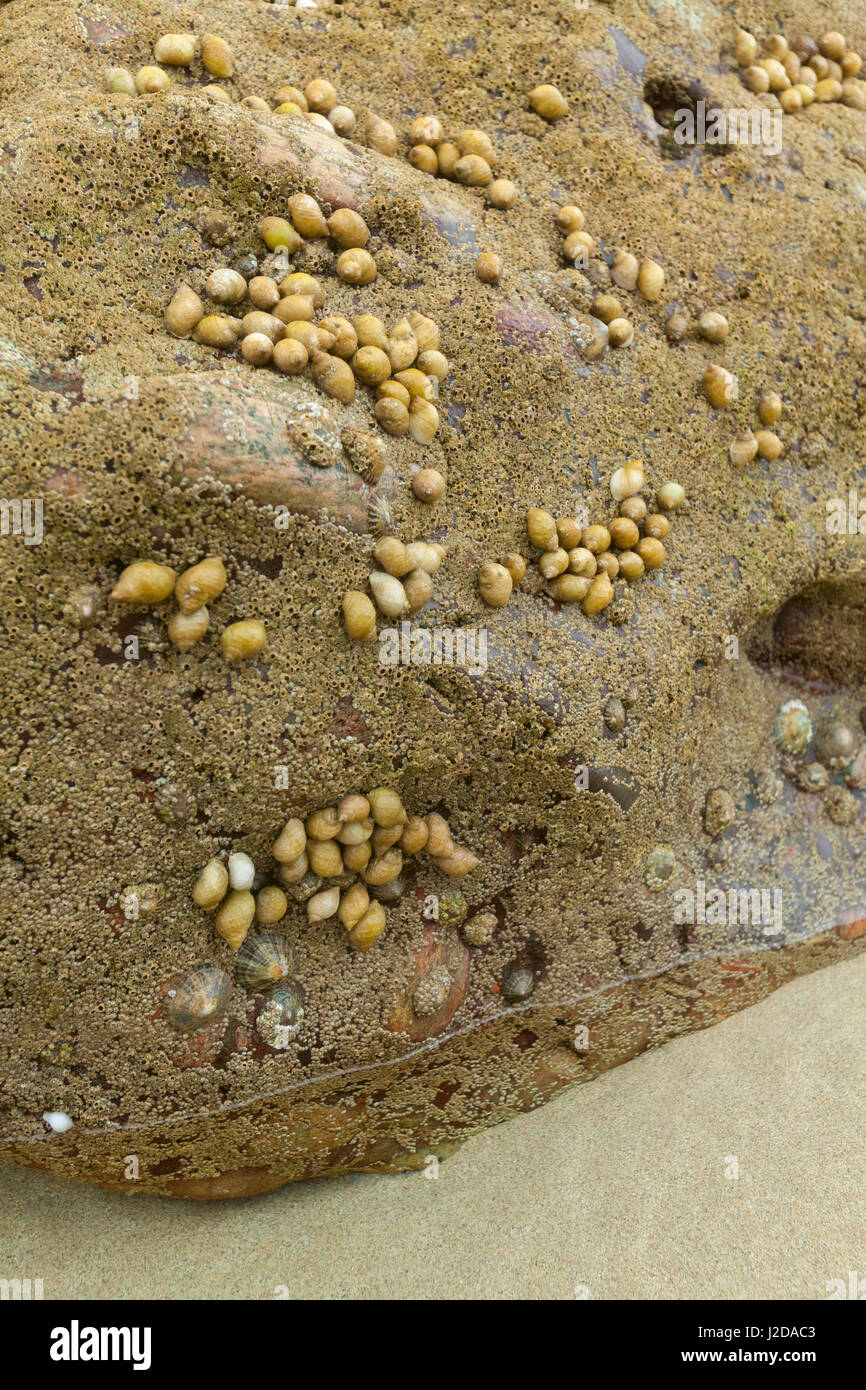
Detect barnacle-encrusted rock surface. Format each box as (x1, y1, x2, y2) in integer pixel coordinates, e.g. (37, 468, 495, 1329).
(1, 0, 865, 1197)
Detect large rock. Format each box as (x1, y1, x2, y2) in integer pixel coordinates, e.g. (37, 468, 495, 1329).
(1, 0, 865, 1196)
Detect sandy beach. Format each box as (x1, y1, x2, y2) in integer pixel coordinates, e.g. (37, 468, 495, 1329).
(2, 951, 864, 1301)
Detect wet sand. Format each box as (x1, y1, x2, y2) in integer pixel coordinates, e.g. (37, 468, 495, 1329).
(2, 951, 864, 1300)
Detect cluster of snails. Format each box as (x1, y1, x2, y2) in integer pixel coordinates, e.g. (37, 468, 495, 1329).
(105, 31, 237, 101)
(558, 207, 666, 356)
(773, 699, 864, 825)
(110, 556, 267, 662)
(728, 389, 784, 466)
(403, 116, 518, 211)
(165, 220, 449, 448)
(703, 365, 785, 463)
(193, 790, 479, 958)
(106, 35, 369, 136)
(734, 26, 866, 113)
(477, 463, 684, 615)
(342, 537, 448, 641)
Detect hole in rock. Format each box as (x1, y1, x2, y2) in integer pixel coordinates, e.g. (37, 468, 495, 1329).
(745, 575, 866, 688)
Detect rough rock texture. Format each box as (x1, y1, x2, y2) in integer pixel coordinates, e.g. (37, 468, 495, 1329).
(0, 0, 865, 1197)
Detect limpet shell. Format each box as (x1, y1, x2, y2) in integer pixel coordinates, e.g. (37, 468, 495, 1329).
(703, 787, 735, 837)
(436, 890, 468, 928)
(813, 716, 858, 770)
(502, 966, 535, 1002)
(412, 964, 453, 1018)
(235, 931, 295, 991)
(774, 699, 811, 755)
(341, 428, 386, 484)
(63, 584, 105, 630)
(462, 910, 497, 947)
(706, 840, 731, 869)
(794, 762, 829, 794)
(256, 984, 305, 1049)
(164, 965, 232, 1032)
(823, 786, 857, 825)
(755, 769, 783, 805)
(644, 844, 675, 891)
(367, 494, 394, 537)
